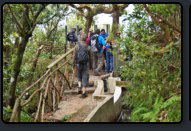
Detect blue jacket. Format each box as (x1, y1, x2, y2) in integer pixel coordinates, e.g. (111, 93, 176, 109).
(101, 33, 108, 40)
(94, 34, 106, 53)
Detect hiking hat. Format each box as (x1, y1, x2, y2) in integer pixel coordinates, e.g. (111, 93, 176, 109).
(116, 31, 121, 34)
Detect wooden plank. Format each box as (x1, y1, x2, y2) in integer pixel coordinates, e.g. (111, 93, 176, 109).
(47, 48, 74, 69)
(34, 92, 43, 122)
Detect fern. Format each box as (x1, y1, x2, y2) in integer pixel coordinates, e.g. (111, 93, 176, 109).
(161, 96, 181, 109)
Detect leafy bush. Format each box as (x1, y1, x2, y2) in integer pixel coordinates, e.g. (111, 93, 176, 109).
(119, 34, 181, 122)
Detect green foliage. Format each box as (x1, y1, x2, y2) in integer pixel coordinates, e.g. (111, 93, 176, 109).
(20, 111, 32, 122)
(3, 105, 12, 121)
(61, 115, 71, 121)
(119, 5, 181, 122)
(119, 31, 181, 122)
(66, 14, 85, 32)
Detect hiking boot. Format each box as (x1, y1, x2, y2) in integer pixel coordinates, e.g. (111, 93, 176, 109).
(78, 90, 82, 94)
(77, 87, 82, 94)
(81, 93, 88, 98)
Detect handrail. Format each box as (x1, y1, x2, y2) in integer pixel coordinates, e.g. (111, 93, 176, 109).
(47, 47, 75, 69)
(10, 46, 75, 122)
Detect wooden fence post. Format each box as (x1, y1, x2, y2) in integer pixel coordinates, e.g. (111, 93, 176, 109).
(77, 25, 79, 35)
(41, 77, 51, 122)
(34, 92, 43, 122)
(65, 25, 68, 44)
(94, 25, 97, 31)
(56, 67, 61, 103)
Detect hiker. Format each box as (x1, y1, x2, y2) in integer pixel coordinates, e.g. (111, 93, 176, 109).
(67, 27, 78, 48)
(116, 31, 121, 38)
(72, 33, 92, 98)
(90, 29, 106, 76)
(101, 29, 108, 39)
(100, 29, 108, 72)
(77, 27, 83, 40)
(87, 28, 93, 38)
(105, 37, 114, 74)
(86, 31, 94, 45)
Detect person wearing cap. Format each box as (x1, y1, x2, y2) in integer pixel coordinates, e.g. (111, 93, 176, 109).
(116, 31, 121, 38)
(67, 27, 78, 48)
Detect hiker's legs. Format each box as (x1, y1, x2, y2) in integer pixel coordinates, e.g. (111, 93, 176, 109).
(93, 53, 97, 73)
(82, 87, 86, 94)
(106, 52, 110, 73)
(110, 52, 114, 72)
(82, 64, 89, 97)
(96, 52, 104, 72)
(82, 64, 89, 88)
(78, 82, 82, 92)
(76, 64, 82, 92)
(102, 50, 106, 71)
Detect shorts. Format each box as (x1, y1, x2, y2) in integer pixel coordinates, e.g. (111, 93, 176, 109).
(76, 64, 89, 87)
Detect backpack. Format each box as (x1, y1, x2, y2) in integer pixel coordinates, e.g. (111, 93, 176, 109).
(90, 35, 102, 53)
(67, 31, 75, 41)
(77, 42, 89, 64)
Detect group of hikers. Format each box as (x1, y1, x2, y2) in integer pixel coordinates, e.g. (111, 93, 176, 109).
(67, 27, 121, 98)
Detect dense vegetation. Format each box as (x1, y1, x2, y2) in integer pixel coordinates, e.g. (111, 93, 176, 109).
(118, 4, 181, 122)
(3, 4, 181, 122)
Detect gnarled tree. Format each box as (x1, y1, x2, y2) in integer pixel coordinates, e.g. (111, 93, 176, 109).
(69, 4, 129, 34)
(7, 4, 47, 108)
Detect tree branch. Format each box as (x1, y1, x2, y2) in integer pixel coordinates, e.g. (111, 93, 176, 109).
(23, 5, 32, 29)
(119, 4, 129, 11)
(143, 4, 172, 42)
(7, 4, 23, 34)
(33, 4, 47, 22)
(47, 17, 61, 38)
(155, 13, 181, 33)
(40, 13, 57, 24)
(78, 4, 92, 11)
(29, 4, 47, 34)
(28, 4, 34, 18)
(69, 4, 86, 17)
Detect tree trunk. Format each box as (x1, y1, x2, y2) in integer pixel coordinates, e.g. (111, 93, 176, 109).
(85, 16, 93, 34)
(112, 8, 120, 35)
(8, 36, 29, 108)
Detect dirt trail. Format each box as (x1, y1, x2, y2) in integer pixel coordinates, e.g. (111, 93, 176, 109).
(44, 73, 106, 122)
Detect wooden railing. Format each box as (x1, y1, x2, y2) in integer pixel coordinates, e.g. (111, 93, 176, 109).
(10, 47, 75, 122)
